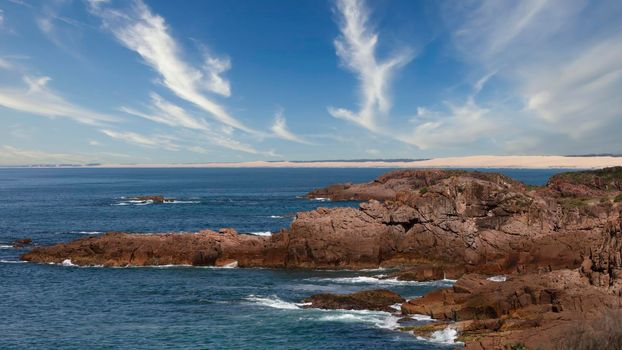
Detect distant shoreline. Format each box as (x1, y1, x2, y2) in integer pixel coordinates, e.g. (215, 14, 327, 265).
(3, 155, 622, 169)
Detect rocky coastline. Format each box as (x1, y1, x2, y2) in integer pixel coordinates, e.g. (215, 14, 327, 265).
(21, 167, 622, 349)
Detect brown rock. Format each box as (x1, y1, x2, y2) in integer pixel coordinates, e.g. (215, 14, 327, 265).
(12, 237, 33, 248)
(302, 289, 404, 312)
(389, 264, 465, 281)
(132, 195, 174, 203)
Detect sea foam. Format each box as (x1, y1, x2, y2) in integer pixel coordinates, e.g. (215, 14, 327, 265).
(487, 275, 507, 282)
(245, 295, 301, 310)
(61, 259, 77, 267)
(428, 326, 461, 345)
(248, 231, 272, 236)
(0, 259, 27, 264)
(306, 276, 456, 286)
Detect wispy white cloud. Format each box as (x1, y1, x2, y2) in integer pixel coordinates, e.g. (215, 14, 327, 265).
(328, 0, 413, 132)
(100, 129, 181, 151)
(121, 93, 211, 131)
(88, 0, 256, 134)
(270, 109, 312, 144)
(401, 97, 495, 150)
(33, 3, 90, 60)
(403, 71, 499, 150)
(0, 145, 90, 165)
(199, 46, 232, 97)
(444, 0, 622, 152)
(120, 93, 271, 155)
(0, 75, 119, 125)
(0, 145, 133, 165)
(0, 58, 11, 70)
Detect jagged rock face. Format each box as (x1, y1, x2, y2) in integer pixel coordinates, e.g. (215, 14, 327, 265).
(547, 166, 622, 197)
(306, 169, 520, 201)
(302, 289, 404, 312)
(581, 219, 622, 293)
(295, 171, 621, 273)
(402, 271, 621, 349)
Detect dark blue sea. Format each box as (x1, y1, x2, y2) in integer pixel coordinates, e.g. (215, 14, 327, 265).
(0, 168, 572, 349)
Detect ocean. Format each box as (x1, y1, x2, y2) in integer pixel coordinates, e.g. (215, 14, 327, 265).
(0, 168, 571, 349)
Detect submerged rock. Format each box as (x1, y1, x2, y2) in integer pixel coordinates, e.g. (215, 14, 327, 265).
(302, 289, 404, 312)
(131, 195, 174, 203)
(12, 238, 32, 248)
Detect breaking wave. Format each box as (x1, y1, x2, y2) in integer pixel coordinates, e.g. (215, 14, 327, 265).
(0, 244, 13, 249)
(417, 326, 462, 345)
(245, 295, 301, 310)
(61, 259, 77, 267)
(247, 231, 272, 236)
(244, 295, 402, 330)
(0, 259, 26, 264)
(112, 199, 199, 206)
(305, 276, 456, 286)
(487, 275, 507, 282)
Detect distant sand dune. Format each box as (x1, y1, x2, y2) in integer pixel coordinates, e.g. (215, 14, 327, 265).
(90, 155, 622, 169)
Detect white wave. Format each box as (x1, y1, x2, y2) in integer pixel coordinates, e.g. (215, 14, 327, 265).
(248, 231, 272, 236)
(269, 215, 284, 219)
(426, 326, 461, 345)
(0, 244, 13, 249)
(487, 275, 507, 282)
(312, 197, 331, 202)
(70, 231, 103, 235)
(410, 314, 433, 321)
(245, 295, 300, 310)
(306, 276, 455, 286)
(114, 199, 198, 206)
(61, 259, 77, 267)
(315, 309, 400, 330)
(245, 295, 404, 331)
(0, 259, 26, 264)
(390, 303, 402, 311)
(221, 260, 238, 268)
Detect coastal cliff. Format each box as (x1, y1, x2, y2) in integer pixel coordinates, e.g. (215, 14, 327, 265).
(20, 167, 622, 349)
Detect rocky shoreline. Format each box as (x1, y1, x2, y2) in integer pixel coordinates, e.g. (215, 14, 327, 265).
(21, 167, 622, 349)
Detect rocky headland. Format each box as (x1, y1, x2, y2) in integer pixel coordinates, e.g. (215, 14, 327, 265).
(21, 167, 622, 349)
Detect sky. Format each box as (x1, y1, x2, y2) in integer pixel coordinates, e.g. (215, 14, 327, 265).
(0, 0, 621, 165)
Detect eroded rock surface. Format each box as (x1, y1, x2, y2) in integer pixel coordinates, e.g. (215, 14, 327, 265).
(302, 289, 404, 312)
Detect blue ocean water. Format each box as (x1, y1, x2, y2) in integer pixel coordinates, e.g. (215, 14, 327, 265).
(0, 168, 572, 349)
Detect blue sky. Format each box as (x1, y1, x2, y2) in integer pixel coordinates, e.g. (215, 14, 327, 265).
(1, 0, 621, 164)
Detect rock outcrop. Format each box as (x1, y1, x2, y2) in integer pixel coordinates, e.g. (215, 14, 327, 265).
(302, 289, 404, 312)
(23, 168, 622, 272)
(402, 271, 621, 349)
(12, 237, 33, 248)
(131, 195, 174, 203)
